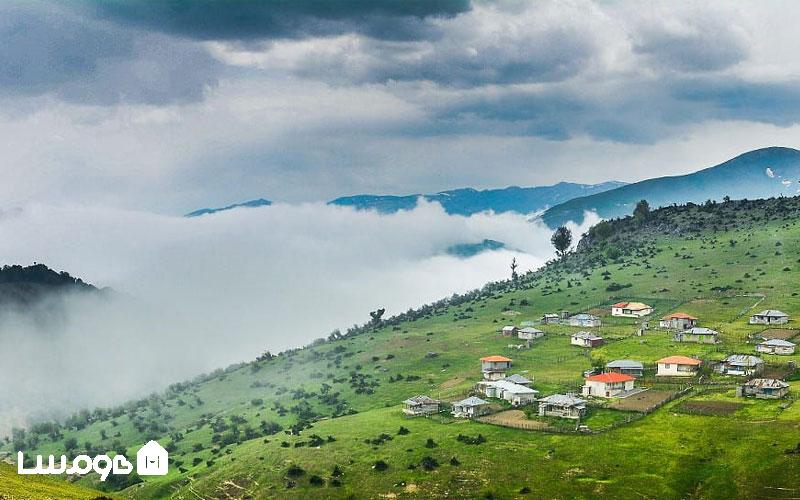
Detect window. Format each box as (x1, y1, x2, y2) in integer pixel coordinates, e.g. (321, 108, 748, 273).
(663, 363, 671, 369)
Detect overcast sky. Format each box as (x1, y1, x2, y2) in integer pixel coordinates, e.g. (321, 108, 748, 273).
(3, 0, 800, 212)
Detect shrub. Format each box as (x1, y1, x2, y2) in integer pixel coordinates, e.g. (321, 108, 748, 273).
(373, 460, 389, 471)
(425, 438, 437, 448)
(287, 465, 305, 478)
(420, 456, 439, 471)
(397, 426, 410, 435)
(309, 475, 324, 486)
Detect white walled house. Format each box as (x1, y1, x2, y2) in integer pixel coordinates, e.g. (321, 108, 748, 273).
(571, 332, 604, 348)
(518, 327, 544, 340)
(656, 355, 701, 376)
(402, 395, 441, 416)
(659, 313, 698, 330)
(756, 338, 796, 355)
(611, 301, 653, 318)
(568, 313, 602, 328)
(749, 310, 789, 325)
(581, 373, 635, 398)
(673, 327, 719, 344)
(537, 394, 587, 419)
(716, 355, 764, 376)
(452, 396, 491, 418)
(541, 313, 560, 324)
(480, 379, 539, 406)
(480, 355, 513, 381)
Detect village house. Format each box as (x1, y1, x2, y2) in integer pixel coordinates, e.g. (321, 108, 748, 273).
(480, 355, 513, 380)
(480, 379, 539, 406)
(756, 338, 797, 355)
(451, 396, 492, 418)
(605, 359, 644, 378)
(541, 313, 560, 325)
(659, 313, 698, 330)
(749, 310, 789, 325)
(656, 355, 701, 376)
(716, 355, 764, 376)
(737, 378, 790, 399)
(611, 301, 653, 317)
(402, 395, 441, 416)
(673, 327, 719, 344)
(537, 394, 587, 419)
(582, 372, 636, 398)
(570, 331, 604, 348)
(503, 373, 533, 386)
(501, 325, 519, 336)
(568, 313, 602, 328)
(518, 327, 544, 340)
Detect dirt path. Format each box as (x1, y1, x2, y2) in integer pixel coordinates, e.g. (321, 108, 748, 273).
(477, 410, 550, 430)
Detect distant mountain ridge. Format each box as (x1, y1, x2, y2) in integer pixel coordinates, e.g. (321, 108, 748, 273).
(0, 264, 99, 312)
(541, 147, 800, 227)
(185, 198, 272, 217)
(328, 181, 626, 216)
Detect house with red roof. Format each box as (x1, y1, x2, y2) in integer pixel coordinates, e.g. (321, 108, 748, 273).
(611, 301, 653, 318)
(659, 312, 698, 330)
(581, 372, 636, 398)
(656, 355, 701, 376)
(480, 355, 512, 380)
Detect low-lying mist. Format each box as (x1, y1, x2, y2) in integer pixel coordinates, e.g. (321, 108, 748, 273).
(0, 200, 596, 433)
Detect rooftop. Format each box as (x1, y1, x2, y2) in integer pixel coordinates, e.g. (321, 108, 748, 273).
(724, 354, 764, 366)
(481, 355, 513, 362)
(612, 301, 652, 310)
(662, 312, 698, 320)
(657, 355, 701, 365)
(503, 374, 533, 384)
(744, 378, 789, 389)
(753, 309, 789, 317)
(586, 372, 635, 383)
(539, 394, 586, 406)
(572, 331, 603, 340)
(403, 395, 440, 405)
(759, 338, 796, 347)
(453, 396, 490, 407)
(606, 359, 644, 369)
(686, 327, 718, 335)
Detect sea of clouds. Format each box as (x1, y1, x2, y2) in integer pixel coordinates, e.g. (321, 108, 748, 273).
(0, 200, 596, 432)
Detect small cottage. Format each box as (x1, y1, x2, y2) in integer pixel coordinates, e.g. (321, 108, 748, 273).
(673, 327, 718, 344)
(749, 310, 789, 325)
(541, 313, 560, 325)
(605, 359, 644, 377)
(611, 301, 653, 318)
(568, 313, 602, 328)
(571, 331, 604, 348)
(582, 372, 635, 398)
(501, 325, 519, 336)
(656, 355, 701, 376)
(756, 338, 797, 355)
(480, 355, 513, 380)
(503, 373, 533, 386)
(402, 395, 441, 416)
(659, 313, 698, 330)
(452, 396, 491, 418)
(716, 355, 764, 376)
(737, 378, 790, 399)
(537, 394, 587, 419)
(518, 327, 544, 340)
(481, 379, 539, 406)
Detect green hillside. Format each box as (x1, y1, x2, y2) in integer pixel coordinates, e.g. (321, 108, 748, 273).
(0, 462, 111, 499)
(5, 196, 800, 498)
(542, 147, 800, 227)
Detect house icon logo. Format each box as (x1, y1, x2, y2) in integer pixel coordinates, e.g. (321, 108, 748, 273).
(136, 440, 168, 476)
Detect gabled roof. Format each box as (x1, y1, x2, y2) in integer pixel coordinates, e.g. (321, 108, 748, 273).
(744, 378, 789, 389)
(453, 396, 489, 407)
(657, 355, 701, 365)
(503, 374, 532, 384)
(572, 331, 603, 341)
(586, 372, 635, 383)
(519, 327, 543, 334)
(403, 395, 440, 405)
(489, 380, 538, 394)
(686, 327, 718, 335)
(724, 354, 764, 366)
(539, 394, 586, 407)
(502, 325, 518, 330)
(759, 338, 796, 347)
(542, 313, 559, 318)
(606, 359, 644, 370)
(571, 313, 599, 320)
(662, 312, 698, 320)
(612, 301, 652, 310)
(480, 355, 512, 362)
(753, 310, 789, 318)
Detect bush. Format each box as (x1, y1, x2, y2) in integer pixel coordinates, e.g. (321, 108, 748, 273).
(425, 438, 437, 448)
(420, 456, 439, 471)
(309, 475, 324, 486)
(373, 460, 389, 471)
(397, 426, 410, 435)
(450, 456, 460, 466)
(287, 465, 305, 478)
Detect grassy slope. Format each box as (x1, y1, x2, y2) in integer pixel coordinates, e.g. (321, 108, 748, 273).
(0, 462, 110, 499)
(5, 197, 800, 499)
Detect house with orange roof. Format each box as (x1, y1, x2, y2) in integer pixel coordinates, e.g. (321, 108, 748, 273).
(659, 312, 698, 330)
(581, 372, 636, 398)
(656, 355, 701, 376)
(611, 301, 653, 318)
(480, 355, 512, 380)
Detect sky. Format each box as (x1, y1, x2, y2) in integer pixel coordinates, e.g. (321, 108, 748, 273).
(2, 0, 800, 212)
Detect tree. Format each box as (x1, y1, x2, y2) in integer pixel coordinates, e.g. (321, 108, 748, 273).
(510, 258, 519, 282)
(633, 199, 650, 219)
(369, 308, 385, 326)
(551, 226, 572, 259)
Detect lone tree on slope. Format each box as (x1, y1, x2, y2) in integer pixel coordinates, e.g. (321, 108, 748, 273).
(551, 226, 572, 259)
(633, 199, 650, 220)
(510, 257, 519, 282)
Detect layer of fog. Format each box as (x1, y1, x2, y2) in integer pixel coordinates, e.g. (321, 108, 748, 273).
(0, 200, 596, 433)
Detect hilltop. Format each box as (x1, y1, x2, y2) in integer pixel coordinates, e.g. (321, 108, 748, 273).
(4, 197, 800, 498)
(542, 147, 800, 227)
(185, 198, 272, 217)
(329, 181, 625, 216)
(0, 264, 98, 312)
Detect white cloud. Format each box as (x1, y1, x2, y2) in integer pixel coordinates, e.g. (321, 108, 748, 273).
(0, 200, 596, 432)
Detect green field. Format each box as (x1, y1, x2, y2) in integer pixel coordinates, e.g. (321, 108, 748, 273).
(4, 197, 800, 499)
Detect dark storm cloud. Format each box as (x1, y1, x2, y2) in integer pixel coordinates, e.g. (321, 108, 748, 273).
(0, 1, 222, 105)
(78, 0, 472, 42)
